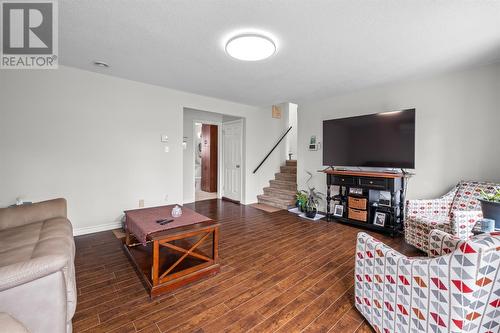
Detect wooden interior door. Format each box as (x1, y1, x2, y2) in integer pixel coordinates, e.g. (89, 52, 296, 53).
(201, 124, 218, 192)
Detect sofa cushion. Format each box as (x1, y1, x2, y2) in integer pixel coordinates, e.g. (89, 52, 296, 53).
(0, 218, 74, 267)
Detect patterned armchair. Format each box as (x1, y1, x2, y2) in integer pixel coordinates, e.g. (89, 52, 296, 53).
(405, 181, 499, 253)
(355, 230, 500, 333)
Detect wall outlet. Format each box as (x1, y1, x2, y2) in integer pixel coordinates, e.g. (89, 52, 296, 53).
(164, 146, 169, 153)
(138, 199, 145, 208)
(164, 194, 169, 202)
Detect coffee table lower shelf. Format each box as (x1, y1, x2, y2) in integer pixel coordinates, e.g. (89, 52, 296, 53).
(122, 221, 220, 299)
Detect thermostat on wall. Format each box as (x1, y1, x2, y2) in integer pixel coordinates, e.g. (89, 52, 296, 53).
(309, 135, 320, 151)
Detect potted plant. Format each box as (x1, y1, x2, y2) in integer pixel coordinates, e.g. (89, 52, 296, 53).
(298, 171, 325, 218)
(303, 187, 324, 218)
(296, 191, 308, 212)
(479, 188, 500, 229)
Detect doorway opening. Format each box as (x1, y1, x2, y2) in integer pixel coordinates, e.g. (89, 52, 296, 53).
(183, 108, 244, 204)
(195, 123, 218, 201)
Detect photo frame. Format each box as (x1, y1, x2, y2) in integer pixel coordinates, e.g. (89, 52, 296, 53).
(378, 191, 391, 206)
(373, 211, 386, 227)
(333, 204, 344, 217)
(349, 187, 363, 195)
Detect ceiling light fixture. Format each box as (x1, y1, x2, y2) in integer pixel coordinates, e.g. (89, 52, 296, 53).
(379, 110, 402, 116)
(93, 60, 110, 68)
(225, 34, 276, 61)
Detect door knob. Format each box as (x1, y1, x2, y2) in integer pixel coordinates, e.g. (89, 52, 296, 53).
(236, 165, 240, 168)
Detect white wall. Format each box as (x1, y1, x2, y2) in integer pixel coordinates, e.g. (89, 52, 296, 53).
(286, 103, 298, 159)
(274, 102, 298, 162)
(0, 66, 286, 234)
(222, 114, 241, 122)
(298, 62, 500, 211)
(182, 108, 224, 204)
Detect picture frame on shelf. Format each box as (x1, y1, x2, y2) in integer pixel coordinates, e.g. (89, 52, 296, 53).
(379, 191, 391, 206)
(373, 211, 386, 227)
(349, 187, 363, 195)
(329, 200, 339, 211)
(333, 204, 344, 217)
(329, 185, 340, 195)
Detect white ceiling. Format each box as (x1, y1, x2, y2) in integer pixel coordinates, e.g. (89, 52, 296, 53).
(60, 0, 500, 106)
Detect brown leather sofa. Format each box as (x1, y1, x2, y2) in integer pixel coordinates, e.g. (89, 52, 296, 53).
(0, 199, 76, 333)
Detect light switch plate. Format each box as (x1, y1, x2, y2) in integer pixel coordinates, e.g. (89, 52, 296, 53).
(161, 135, 168, 142)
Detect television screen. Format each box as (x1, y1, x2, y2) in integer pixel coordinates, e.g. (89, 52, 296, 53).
(322, 109, 415, 168)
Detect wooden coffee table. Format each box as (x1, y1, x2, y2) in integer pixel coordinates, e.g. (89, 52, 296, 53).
(122, 205, 220, 298)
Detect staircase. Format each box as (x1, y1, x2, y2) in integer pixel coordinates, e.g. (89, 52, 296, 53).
(257, 160, 297, 210)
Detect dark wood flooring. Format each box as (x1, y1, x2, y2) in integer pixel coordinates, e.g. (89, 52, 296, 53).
(73, 199, 421, 333)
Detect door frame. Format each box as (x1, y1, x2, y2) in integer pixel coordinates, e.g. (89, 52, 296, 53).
(192, 119, 222, 200)
(221, 119, 244, 203)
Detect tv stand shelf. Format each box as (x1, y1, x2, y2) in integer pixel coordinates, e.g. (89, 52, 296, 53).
(323, 169, 407, 236)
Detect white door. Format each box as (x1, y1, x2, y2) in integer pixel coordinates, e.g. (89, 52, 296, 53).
(222, 120, 243, 202)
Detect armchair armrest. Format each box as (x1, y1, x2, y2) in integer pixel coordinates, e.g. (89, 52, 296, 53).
(355, 232, 408, 330)
(440, 186, 458, 201)
(0, 255, 68, 292)
(428, 229, 465, 257)
(406, 198, 452, 219)
(406, 187, 457, 219)
(449, 209, 483, 239)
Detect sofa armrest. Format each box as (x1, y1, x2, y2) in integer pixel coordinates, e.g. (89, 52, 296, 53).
(0, 269, 69, 333)
(0, 198, 67, 231)
(0, 255, 68, 292)
(428, 229, 466, 257)
(0, 313, 29, 333)
(449, 209, 483, 239)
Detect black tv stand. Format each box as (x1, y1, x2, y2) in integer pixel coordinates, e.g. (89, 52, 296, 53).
(323, 169, 407, 236)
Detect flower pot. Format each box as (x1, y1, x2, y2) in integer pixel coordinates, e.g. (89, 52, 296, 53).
(305, 201, 317, 218)
(479, 199, 500, 229)
(305, 208, 317, 219)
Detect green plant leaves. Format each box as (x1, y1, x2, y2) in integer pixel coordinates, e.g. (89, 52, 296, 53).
(481, 188, 500, 203)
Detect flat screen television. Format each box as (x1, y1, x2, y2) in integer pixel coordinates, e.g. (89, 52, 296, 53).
(323, 109, 415, 169)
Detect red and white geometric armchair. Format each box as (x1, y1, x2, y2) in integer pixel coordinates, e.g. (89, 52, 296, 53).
(405, 181, 499, 253)
(355, 229, 500, 333)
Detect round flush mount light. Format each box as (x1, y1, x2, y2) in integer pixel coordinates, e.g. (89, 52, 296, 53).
(225, 34, 276, 61)
(93, 60, 110, 68)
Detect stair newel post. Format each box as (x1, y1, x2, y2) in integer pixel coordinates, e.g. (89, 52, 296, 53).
(326, 181, 331, 221)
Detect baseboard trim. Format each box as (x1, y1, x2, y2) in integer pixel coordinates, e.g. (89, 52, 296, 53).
(221, 196, 240, 204)
(73, 222, 122, 236)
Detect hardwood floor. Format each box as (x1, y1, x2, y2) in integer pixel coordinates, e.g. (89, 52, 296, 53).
(73, 199, 421, 333)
